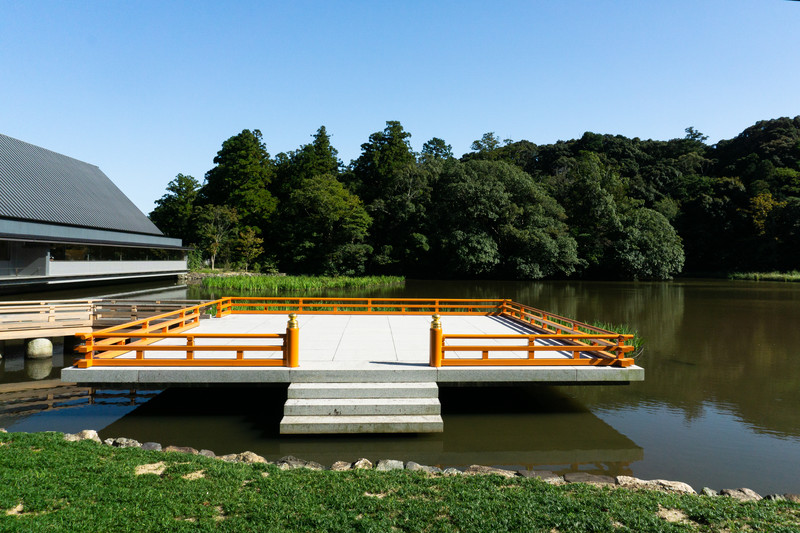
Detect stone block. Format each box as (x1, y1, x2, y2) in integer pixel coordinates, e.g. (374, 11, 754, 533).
(464, 465, 517, 478)
(26, 338, 53, 359)
(375, 459, 404, 471)
(720, 488, 762, 501)
(564, 472, 615, 485)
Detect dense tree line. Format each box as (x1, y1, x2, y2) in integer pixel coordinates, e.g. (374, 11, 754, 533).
(149, 116, 800, 280)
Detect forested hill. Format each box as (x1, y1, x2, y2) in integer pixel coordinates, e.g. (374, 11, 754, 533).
(149, 117, 800, 280)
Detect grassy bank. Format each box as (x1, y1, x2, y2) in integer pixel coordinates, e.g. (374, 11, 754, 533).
(200, 274, 404, 292)
(728, 271, 800, 282)
(2, 433, 798, 532)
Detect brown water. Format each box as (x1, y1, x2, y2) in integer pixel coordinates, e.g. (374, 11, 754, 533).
(2, 278, 799, 494)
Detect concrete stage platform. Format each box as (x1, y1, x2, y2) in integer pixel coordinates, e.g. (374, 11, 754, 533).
(61, 314, 643, 387)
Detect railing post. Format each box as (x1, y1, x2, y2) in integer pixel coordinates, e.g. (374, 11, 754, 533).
(187, 335, 194, 360)
(430, 314, 442, 367)
(286, 313, 299, 368)
(216, 301, 222, 318)
(79, 334, 94, 368)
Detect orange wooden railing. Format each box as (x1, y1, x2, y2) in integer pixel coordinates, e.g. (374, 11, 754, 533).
(72, 297, 635, 368)
(74, 300, 299, 368)
(212, 297, 506, 317)
(428, 299, 636, 367)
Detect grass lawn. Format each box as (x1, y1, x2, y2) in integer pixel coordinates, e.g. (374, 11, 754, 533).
(1, 432, 798, 532)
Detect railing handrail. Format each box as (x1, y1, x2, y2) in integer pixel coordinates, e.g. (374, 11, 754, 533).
(69, 297, 635, 369)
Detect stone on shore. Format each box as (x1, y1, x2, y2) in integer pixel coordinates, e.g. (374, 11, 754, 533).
(519, 470, 564, 484)
(720, 488, 762, 501)
(199, 449, 216, 458)
(376, 459, 404, 471)
(141, 442, 162, 451)
(219, 451, 268, 464)
(653, 480, 696, 494)
(615, 476, 695, 494)
(464, 465, 517, 478)
(331, 461, 352, 471)
(702, 487, 719, 497)
(104, 437, 141, 448)
(442, 467, 463, 476)
(164, 445, 198, 454)
(277, 455, 324, 470)
(353, 458, 373, 470)
(564, 472, 615, 485)
(406, 461, 442, 474)
(64, 430, 101, 443)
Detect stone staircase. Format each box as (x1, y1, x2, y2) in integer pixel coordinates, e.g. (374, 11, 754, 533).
(280, 382, 443, 434)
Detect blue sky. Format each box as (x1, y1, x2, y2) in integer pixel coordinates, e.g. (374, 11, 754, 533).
(1, 1, 798, 215)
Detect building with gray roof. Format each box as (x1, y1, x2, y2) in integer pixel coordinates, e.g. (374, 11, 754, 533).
(0, 133, 186, 291)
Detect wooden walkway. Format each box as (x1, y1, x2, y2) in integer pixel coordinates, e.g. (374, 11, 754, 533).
(0, 299, 208, 341)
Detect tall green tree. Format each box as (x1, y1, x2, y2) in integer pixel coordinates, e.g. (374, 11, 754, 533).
(148, 173, 200, 244)
(197, 205, 239, 270)
(273, 126, 340, 200)
(430, 160, 579, 279)
(234, 226, 265, 272)
(200, 129, 276, 230)
(420, 137, 453, 162)
(350, 121, 430, 271)
(544, 152, 627, 275)
(614, 208, 685, 280)
(281, 174, 372, 275)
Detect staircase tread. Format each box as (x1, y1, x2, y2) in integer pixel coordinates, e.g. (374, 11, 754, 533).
(285, 398, 440, 405)
(281, 415, 443, 423)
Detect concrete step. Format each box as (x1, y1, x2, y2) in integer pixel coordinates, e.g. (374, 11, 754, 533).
(279, 415, 444, 434)
(284, 398, 441, 416)
(288, 382, 439, 399)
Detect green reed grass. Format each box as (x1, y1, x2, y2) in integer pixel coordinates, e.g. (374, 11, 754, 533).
(728, 271, 800, 282)
(201, 275, 404, 292)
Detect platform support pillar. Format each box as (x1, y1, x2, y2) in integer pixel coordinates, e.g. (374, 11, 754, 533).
(286, 313, 299, 367)
(430, 314, 442, 367)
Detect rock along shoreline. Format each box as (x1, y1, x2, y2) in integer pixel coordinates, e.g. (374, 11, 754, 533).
(44, 429, 798, 504)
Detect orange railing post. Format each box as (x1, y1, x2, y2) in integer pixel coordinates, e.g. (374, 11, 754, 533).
(286, 313, 299, 367)
(430, 314, 443, 367)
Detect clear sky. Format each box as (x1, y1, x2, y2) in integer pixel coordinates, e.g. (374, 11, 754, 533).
(2, 1, 798, 215)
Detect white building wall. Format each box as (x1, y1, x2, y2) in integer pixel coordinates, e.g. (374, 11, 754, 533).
(48, 260, 186, 277)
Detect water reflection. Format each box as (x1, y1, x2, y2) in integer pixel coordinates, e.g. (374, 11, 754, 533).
(100, 386, 642, 476)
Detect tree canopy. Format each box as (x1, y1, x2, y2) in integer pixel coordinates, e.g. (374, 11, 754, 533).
(149, 115, 800, 279)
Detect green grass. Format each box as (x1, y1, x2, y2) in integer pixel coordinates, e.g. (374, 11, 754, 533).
(587, 321, 645, 351)
(728, 271, 800, 282)
(201, 275, 405, 292)
(2, 432, 798, 532)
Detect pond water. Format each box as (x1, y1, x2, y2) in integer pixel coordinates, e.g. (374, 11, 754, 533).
(2, 278, 799, 494)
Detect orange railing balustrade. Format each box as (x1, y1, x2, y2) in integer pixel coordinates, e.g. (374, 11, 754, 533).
(71, 297, 635, 369)
(74, 300, 299, 368)
(212, 297, 506, 316)
(427, 299, 636, 367)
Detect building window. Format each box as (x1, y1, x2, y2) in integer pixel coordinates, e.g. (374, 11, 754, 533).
(49, 243, 184, 261)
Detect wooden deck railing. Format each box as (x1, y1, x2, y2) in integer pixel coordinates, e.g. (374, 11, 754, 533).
(68, 297, 635, 369)
(0, 300, 95, 340)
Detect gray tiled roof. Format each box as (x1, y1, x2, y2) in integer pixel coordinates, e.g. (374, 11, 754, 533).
(0, 133, 163, 236)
